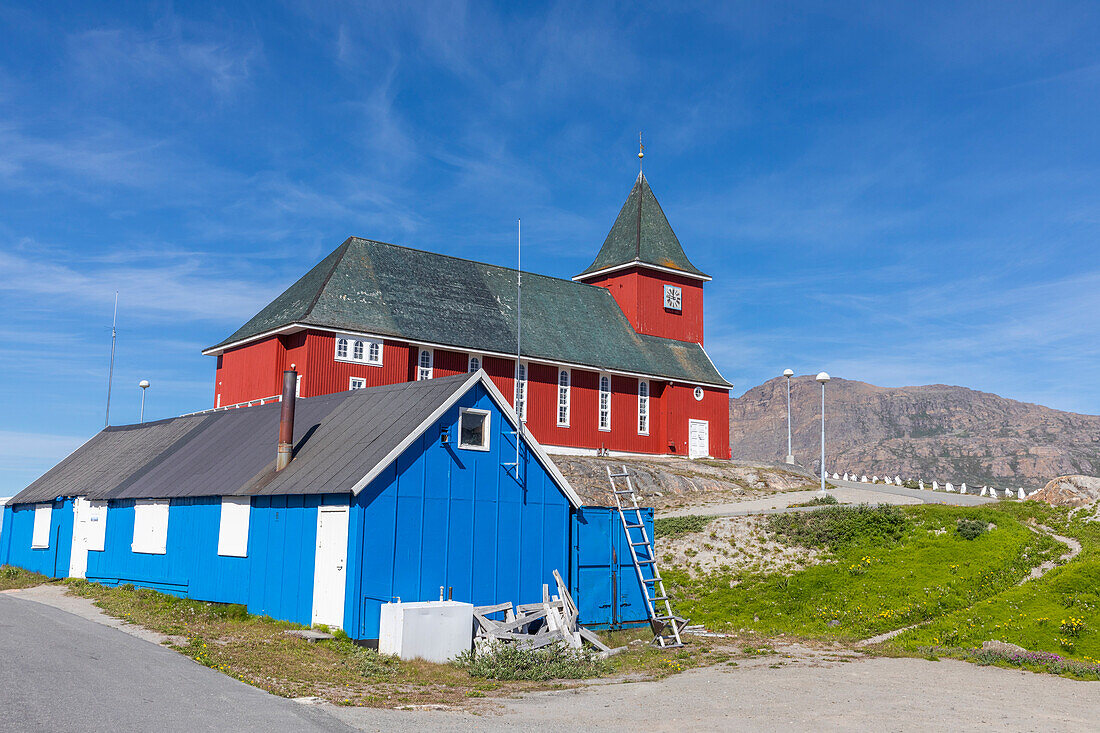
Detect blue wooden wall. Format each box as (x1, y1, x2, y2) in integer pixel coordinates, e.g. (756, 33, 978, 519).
(86, 497, 250, 601)
(347, 383, 573, 640)
(571, 505, 654, 628)
(0, 499, 74, 579)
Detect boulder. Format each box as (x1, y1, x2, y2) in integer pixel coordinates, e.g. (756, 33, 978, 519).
(1028, 475, 1100, 507)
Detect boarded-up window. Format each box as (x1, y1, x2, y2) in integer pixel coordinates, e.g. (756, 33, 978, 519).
(217, 497, 251, 557)
(87, 501, 108, 552)
(31, 504, 52, 549)
(131, 500, 169, 555)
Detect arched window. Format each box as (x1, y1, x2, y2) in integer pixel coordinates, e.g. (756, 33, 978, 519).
(336, 338, 349, 359)
(638, 380, 649, 435)
(418, 349, 433, 380)
(468, 355, 481, 373)
(368, 341, 381, 363)
(352, 340, 364, 361)
(598, 375, 611, 431)
(557, 370, 570, 426)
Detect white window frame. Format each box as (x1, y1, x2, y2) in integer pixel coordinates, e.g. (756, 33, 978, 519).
(514, 361, 528, 421)
(348, 377, 367, 390)
(131, 500, 169, 555)
(598, 374, 612, 432)
(694, 386, 705, 401)
(31, 503, 52, 549)
(663, 284, 682, 311)
(468, 354, 481, 373)
(418, 349, 433, 380)
(217, 497, 251, 558)
(334, 334, 383, 366)
(557, 369, 571, 427)
(638, 379, 650, 435)
(458, 408, 491, 451)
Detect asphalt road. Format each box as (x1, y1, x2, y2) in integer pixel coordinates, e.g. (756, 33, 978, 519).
(0, 593, 355, 733)
(828, 478, 993, 506)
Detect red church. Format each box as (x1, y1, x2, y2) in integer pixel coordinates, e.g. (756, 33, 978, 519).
(203, 173, 731, 459)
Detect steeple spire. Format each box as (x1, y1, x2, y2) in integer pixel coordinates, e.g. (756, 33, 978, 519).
(574, 172, 709, 282)
(638, 132, 644, 174)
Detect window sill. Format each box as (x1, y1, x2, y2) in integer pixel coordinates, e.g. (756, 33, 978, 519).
(458, 443, 490, 452)
(131, 546, 167, 555)
(334, 356, 383, 367)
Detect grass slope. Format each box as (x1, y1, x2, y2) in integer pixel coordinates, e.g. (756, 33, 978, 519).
(665, 504, 1061, 640)
(893, 503, 1100, 665)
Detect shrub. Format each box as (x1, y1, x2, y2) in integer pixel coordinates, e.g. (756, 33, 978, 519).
(792, 495, 840, 508)
(344, 645, 399, 679)
(956, 518, 987, 540)
(766, 504, 907, 550)
(455, 643, 607, 680)
(654, 515, 718, 540)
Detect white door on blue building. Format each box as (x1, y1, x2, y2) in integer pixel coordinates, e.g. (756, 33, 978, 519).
(312, 505, 349, 628)
(69, 498, 91, 579)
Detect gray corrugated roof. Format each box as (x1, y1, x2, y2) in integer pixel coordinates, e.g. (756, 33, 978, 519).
(576, 173, 708, 279)
(206, 236, 728, 388)
(9, 375, 474, 504)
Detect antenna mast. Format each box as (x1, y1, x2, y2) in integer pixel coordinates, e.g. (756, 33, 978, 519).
(105, 290, 118, 427)
(515, 218, 522, 474)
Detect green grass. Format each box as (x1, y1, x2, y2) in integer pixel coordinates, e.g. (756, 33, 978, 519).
(654, 514, 718, 539)
(0, 565, 50, 591)
(665, 504, 1061, 640)
(892, 502, 1100, 665)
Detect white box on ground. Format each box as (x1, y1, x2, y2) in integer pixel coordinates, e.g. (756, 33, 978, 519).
(378, 600, 474, 662)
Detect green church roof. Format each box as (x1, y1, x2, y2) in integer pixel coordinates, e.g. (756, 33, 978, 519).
(205, 237, 729, 388)
(575, 173, 708, 280)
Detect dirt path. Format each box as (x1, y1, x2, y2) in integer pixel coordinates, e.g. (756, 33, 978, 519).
(857, 522, 1081, 646)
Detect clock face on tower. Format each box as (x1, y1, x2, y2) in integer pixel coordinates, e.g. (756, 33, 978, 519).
(663, 284, 682, 311)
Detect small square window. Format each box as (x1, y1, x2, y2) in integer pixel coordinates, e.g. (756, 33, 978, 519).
(663, 284, 682, 311)
(458, 408, 490, 451)
(349, 377, 366, 390)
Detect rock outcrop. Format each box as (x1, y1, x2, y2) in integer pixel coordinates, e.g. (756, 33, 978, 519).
(551, 455, 815, 508)
(730, 376, 1100, 490)
(1028, 475, 1100, 507)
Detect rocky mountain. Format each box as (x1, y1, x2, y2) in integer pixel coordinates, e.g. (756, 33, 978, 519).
(729, 376, 1100, 490)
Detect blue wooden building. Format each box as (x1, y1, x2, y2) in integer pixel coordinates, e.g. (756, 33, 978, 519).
(0, 371, 650, 640)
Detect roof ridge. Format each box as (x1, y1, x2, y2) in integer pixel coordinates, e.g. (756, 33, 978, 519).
(346, 237, 607, 290)
(304, 237, 354, 320)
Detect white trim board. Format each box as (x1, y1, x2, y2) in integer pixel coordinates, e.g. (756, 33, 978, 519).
(572, 260, 711, 282)
(202, 323, 730, 390)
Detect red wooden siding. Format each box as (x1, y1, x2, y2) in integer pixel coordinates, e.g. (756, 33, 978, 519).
(209, 329, 729, 459)
(584, 267, 704, 344)
(214, 338, 283, 407)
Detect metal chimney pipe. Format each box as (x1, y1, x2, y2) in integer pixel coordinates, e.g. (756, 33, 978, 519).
(276, 370, 297, 471)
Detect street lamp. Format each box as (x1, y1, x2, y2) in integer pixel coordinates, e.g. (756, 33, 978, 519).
(139, 380, 150, 423)
(783, 369, 795, 464)
(816, 372, 830, 496)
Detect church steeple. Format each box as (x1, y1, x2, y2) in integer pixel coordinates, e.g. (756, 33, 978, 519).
(574, 173, 709, 282)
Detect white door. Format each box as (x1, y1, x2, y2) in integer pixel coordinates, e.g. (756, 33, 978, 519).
(688, 419, 709, 459)
(69, 498, 91, 579)
(311, 505, 349, 628)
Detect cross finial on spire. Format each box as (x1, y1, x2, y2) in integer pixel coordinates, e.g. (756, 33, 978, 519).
(638, 132, 645, 173)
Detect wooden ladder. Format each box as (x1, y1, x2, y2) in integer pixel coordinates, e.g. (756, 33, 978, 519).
(606, 466, 685, 648)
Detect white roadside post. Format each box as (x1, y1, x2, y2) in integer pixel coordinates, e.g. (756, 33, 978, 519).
(783, 369, 795, 464)
(816, 371, 830, 497)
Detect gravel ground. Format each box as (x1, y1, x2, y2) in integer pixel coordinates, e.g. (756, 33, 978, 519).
(328, 643, 1099, 732)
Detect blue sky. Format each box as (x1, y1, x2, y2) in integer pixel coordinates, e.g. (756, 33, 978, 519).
(2, 2, 1099, 493)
